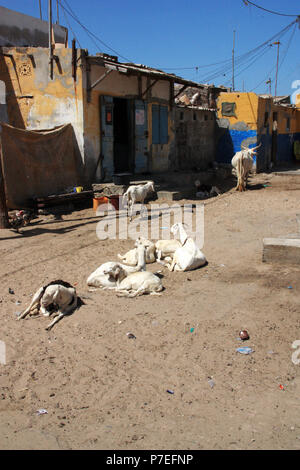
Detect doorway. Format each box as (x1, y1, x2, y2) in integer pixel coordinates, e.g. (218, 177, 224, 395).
(113, 97, 132, 173)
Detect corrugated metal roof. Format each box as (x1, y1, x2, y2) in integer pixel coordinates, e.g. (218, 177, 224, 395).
(88, 54, 227, 90)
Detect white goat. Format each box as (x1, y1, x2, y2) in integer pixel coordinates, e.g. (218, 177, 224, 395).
(118, 237, 156, 266)
(166, 223, 207, 272)
(155, 239, 182, 264)
(231, 143, 261, 191)
(86, 244, 146, 289)
(103, 247, 163, 298)
(122, 181, 155, 220)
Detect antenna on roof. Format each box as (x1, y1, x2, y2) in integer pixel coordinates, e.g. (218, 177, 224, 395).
(39, 0, 42, 20)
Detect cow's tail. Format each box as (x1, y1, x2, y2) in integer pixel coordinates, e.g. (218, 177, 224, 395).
(236, 154, 245, 191)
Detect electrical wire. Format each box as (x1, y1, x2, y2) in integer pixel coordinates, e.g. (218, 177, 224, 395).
(58, 0, 133, 62)
(250, 22, 297, 93)
(61, 5, 82, 48)
(242, 1, 299, 18)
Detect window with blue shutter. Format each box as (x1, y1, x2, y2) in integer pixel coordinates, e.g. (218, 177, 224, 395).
(152, 104, 168, 144)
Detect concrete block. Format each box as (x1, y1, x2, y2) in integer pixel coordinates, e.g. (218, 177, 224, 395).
(262, 238, 300, 265)
(157, 190, 182, 201)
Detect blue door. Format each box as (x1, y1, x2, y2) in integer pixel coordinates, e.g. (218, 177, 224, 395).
(134, 100, 148, 173)
(100, 95, 114, 180)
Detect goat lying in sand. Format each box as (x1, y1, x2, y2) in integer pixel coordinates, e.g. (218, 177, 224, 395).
(118, 237, 156, 266)
(155, 239, 182, 264)
(87, 243, 146, 289)
(122, 181, 155, 220)
(103, 256, 163, 298)
(166, 223, 207, 272)
(18, 280, 78, 330)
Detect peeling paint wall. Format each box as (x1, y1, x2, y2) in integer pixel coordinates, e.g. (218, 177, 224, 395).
(0, 46, 88, 198)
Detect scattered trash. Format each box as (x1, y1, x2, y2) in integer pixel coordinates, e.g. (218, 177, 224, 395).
(279, 384, 285, 391)
(14, 311, 22, 317)
(263, 184, 271, 188)
(8, 288, 14, 295)
(190, 327, 195, 333)
(15, 301, 21, 305)
(36, 408, 48, 415)
(166, 389, 174, 394)
(288, 286, 293, 289)
(236, 347, 254, 355)
(126, 332, 136, 339)
(239, 330, 250, 341)
(208, 378, 215, 389)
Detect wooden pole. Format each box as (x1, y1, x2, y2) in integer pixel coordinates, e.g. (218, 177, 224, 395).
(49, 0, 54, 79)
(39, 0, 42, 20)
(56, 0, 59, 24)
(273, 41, 280, 97)
(232, 30, 236, 91)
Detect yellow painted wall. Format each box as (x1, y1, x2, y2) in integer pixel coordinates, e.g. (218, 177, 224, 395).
(0, 47, 83, 131)
(217, 92, 259, 130)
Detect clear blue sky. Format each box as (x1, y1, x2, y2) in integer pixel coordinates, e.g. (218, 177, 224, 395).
(2, 1, 300, 99)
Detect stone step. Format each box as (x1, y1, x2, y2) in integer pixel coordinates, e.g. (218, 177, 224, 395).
(262, 237, 300, 265)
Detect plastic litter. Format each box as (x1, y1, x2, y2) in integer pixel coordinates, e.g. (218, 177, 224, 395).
(126, 332, 136, 339)
(239, 330, 250, 341)
(8, 288, 14, 295)
(166, 389, 174, 394)
(236, 347, 254, 355)
(288, 286, 293, 289)
(190, 327, 195, 333)
(208, 379, 215, 388)
(36, 408, 48, 415)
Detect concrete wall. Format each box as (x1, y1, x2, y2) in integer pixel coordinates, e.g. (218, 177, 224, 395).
(0, 6, 67, 47)
(173, 107, 216, 171)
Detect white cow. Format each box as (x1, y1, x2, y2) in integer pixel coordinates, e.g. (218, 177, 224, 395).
(231, 143, 261, 191)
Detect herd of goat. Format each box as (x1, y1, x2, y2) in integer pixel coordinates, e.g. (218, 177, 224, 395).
(17, 143, 258, 330)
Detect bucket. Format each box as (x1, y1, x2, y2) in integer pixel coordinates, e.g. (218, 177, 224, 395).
(93, 196, 119, 211)
(93, 196, 108, 211)
(75, 186, 83, 193)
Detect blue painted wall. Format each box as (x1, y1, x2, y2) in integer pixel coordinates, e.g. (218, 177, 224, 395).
(216, 128, 257, 164)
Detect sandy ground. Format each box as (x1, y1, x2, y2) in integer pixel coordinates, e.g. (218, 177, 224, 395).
(0, 172, 300, 450)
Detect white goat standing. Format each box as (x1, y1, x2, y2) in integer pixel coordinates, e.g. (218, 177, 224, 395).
(122, 181, 155, 220)
(166, 223, 207, 272)
(86, 244, 146, 289)
(231, 143, 261, 192)
(118, 237, 156, 266)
